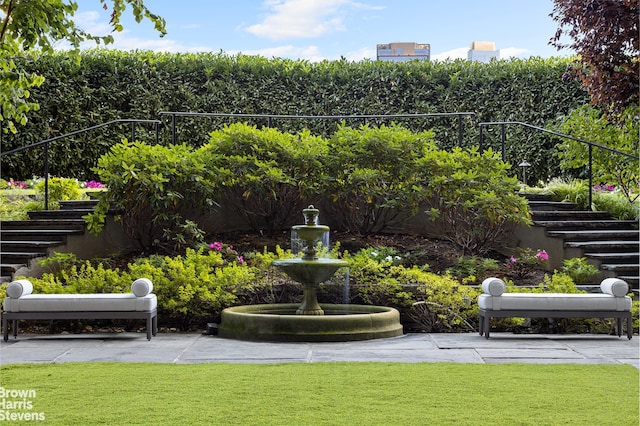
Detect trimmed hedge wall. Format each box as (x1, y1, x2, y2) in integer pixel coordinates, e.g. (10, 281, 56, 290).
(2, 50, 588, 183)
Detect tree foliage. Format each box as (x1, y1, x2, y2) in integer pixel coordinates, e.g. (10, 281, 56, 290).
(550, 0, 639, 116)
(557, 104, 639, 203)
(0, 0, 166, 132)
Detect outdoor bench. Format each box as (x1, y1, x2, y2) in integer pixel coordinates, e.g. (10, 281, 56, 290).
(2, 278, 157, 341)
(478, 277, 633, 339)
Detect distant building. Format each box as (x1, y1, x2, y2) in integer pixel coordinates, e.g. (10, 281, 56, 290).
(468, 41, 499, 63)
(377, 42, 430, 62)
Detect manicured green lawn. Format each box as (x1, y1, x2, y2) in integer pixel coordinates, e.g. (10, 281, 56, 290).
(1, 362, 637, 425)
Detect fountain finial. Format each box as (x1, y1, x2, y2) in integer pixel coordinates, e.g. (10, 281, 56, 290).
(302, 205, 319, 225)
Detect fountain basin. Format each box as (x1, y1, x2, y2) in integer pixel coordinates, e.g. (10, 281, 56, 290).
(291, 224, 329, 243)
(272, 258, 348, 285)
(218, 304, 403, 342)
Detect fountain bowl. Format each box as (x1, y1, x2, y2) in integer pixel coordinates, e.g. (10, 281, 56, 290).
(271, 257, 348, 285)
(218, 303, 403, 342)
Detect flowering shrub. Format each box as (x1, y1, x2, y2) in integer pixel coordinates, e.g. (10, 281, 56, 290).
(366, 247, 403, 266)
(207, 242, 244, 265)
(504, 248, 549, 279)
(7, 180, 28, 189)
(593, 184, 615, 192)
(83, 180, 106, 189)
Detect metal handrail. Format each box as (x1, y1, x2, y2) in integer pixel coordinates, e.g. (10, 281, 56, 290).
(1, 119, 161, 209)
(158, 111, 476, 146)
(478, 121, 638, 207)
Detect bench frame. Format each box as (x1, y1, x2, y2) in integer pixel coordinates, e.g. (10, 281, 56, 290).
(479, 308, 633, 339)
(3, 309, 158, 341)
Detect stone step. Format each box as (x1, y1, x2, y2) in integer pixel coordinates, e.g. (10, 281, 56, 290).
(28, 209, 96, 220)
(531, 210, 613, 220)
(0, 229, 80, 242)
(0, 240, 64, 250)
(618, 276, 640, 288)
(59, 200, 99, 210)
(534, 220, 638, 231)
(584, 252, 640, 264)
(600, 263, 640, 273)
(1, 251, 47, 262)
(521, 192, 553, 201)
(1, 219, 86, 231)
(547, 229, 640, 241)
(0, 263, 26, 276)
(527, 200, 578, 211)
(564, 240, 640, 251)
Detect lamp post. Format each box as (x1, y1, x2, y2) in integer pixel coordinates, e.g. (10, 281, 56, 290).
(518, 160, 531, 186)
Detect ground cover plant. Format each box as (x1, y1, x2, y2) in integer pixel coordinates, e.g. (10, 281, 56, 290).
(1, 362, 637, 425)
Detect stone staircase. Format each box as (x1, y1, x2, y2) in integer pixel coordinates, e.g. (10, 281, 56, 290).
(0, 200, 97, 283)
(525, 193, 639, 290)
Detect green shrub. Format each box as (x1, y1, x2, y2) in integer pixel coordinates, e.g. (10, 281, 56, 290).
(592, 190, 640, 221)
(34, 177, 83, 204)
(203, 123, 327, 233)
(127, 248, 248, 329)
(543, 177, 638, 220)
(421, 147, 532, 255)
(322, 123, 435, 233)
(447, 255, 501, 284)
(407, 270, 480, 332)
(560, 257, 600, 284)
(0, 192, 38, 220)
(87, 140, 220, 254)
(537, 272, 583, 293)
(37, 252, 84, 280)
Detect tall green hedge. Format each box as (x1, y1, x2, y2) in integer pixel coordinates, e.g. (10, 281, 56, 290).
(1, 50, 588, 182)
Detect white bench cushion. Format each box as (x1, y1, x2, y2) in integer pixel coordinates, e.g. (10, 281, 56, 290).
(3, 293, 157, 313)
(478, 292, 632, 312)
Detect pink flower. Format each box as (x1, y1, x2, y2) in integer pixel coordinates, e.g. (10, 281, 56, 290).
(535, 250, 549, 261)
(84, 180, 106, 189)
(209, 242, 223, 251)
(509, 256, 517, 263)
(237, 256, 244, 264)
(8, 180, 28, 189)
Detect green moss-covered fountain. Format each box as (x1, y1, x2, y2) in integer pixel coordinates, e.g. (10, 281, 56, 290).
(218, 205, 403, 342)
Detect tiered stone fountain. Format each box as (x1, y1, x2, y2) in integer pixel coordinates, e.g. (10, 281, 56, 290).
(218, 205, 403, 342)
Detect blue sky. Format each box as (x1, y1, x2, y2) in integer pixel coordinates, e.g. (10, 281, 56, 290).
(73, 0, 571, 61)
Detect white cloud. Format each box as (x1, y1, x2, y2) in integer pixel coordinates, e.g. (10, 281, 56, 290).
(74, 11, 112, 35)
(107, 34, 211, 53)
(237, 44, 376, 63)
(500, 47, 530, 58)
(62, 10, 210, 52)
(431, 46, 531, 61)
(245, 0, 352, 40)
(344, 46, 376, 62)
(236, 45, 325, 62)
(431, 47, 469, 61)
